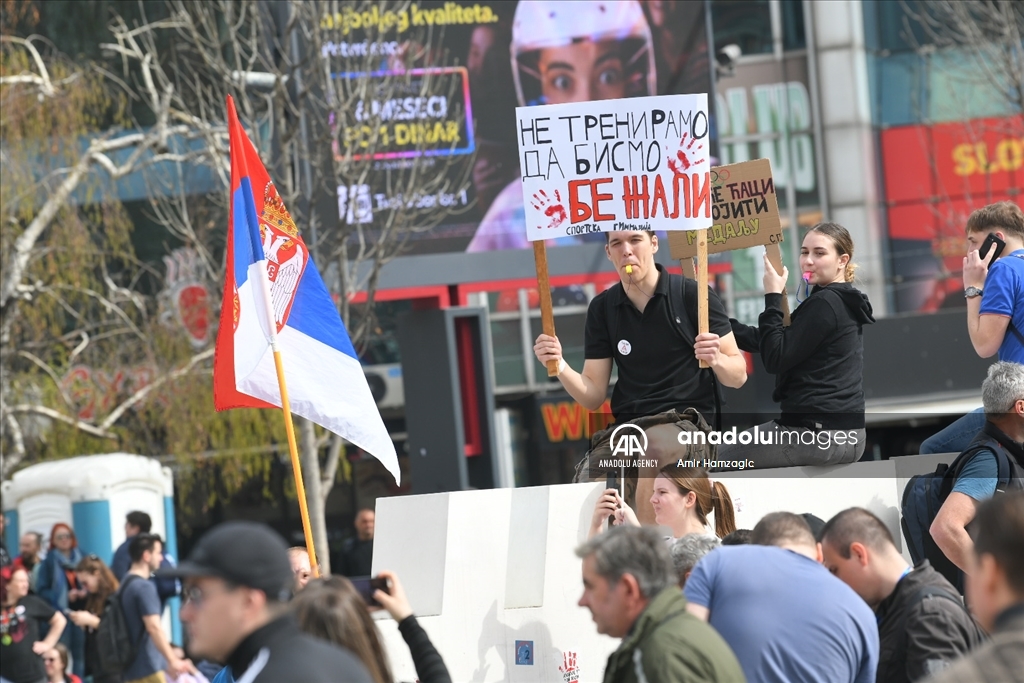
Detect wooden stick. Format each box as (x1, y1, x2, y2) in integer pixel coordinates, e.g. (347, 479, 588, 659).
(764, 243, 792, 326)
(696, 230, 709, 369)
(533, 241, 559, 377)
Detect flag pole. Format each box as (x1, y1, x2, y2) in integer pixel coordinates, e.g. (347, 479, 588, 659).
(256, 268, 321, 578)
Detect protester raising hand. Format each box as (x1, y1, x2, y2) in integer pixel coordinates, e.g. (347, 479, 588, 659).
(762, 252, 789, 294)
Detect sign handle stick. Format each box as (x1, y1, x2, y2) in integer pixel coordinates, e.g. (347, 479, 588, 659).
(696, 230, 710, 369)
(533, 241, 559, 377)
(764, 243, 792, 326)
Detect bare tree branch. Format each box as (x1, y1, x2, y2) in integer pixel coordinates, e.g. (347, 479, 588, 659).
(99, 347, 214, 430)
(6, 404, 118, 440)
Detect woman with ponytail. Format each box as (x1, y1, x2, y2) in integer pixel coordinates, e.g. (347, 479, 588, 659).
(589, 465, 736, 541)
(723, 222, 875, 467)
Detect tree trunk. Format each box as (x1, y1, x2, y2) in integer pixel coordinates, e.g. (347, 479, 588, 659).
(298, 417, 331, 575)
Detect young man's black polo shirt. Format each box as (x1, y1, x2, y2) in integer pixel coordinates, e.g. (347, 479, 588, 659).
(585, 263, 733, 421)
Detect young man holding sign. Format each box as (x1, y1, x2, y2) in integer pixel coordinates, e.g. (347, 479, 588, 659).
(534, 228, 746, 523)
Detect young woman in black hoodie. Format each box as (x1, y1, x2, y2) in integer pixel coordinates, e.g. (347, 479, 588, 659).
(721, 222, 875, 467)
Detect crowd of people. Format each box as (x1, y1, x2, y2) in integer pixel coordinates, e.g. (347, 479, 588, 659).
(1, 198, 1020, 682)
(579, 492, 1024, 683)
(0, 511, 395, 683)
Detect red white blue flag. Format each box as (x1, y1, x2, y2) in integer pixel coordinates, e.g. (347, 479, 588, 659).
(214, 95, 399, 483)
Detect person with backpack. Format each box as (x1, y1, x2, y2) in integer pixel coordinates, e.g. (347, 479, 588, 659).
(533, 229, 747, 523)
(722, 222, 875, 467)
(119, 534, 191, 683)
(820, 508, 986, 683)
(67, 555, 122, 683)
(927, 361, 1024, 590)
(924, 492, 1024, 683)
(111, 512, 179, 612)
(921, 200, 1024, 454)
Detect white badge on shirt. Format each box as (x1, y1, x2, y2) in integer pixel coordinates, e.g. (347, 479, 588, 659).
(617, 339, 632, 355)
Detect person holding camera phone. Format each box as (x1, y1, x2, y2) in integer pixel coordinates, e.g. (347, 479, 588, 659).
(164, 522, 373, 683)
(292, 571, 452, 683)
(921, 200, 1024, 454)
(588, 466, 737, 543)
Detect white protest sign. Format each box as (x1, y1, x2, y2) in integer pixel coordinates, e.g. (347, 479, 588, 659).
(516, 93, 711, 241)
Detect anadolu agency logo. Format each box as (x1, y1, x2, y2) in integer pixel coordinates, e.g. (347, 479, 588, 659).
(610, 423, 647, 458)
(601, 423, 658, 469)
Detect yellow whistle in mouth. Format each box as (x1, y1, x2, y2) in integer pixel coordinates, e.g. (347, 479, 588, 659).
(625, 265, 633, 275)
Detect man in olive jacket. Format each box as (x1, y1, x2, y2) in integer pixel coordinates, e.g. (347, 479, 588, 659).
(576, 526, 745, 683)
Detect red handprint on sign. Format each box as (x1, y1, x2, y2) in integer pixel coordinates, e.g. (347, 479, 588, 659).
(559, 651, 579, 682)
(531, 189, 568, 230)
(666, 133, 706, 174)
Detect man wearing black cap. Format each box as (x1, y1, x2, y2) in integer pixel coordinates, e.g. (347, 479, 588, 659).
(161, 521, 372, 683)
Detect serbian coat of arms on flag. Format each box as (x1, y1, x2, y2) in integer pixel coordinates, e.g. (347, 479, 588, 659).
(214, 95, 400, 483)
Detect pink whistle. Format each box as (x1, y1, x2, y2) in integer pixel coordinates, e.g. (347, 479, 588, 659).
(802, 272, 812, 282)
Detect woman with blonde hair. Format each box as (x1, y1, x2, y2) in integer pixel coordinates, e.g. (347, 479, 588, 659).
(68, 555, 120, 683)
(292, 571, 450, 683)
(590, 465, 737, 540)
(723, 221, 875, 467)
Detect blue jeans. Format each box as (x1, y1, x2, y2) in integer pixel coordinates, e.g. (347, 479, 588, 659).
(920, 407, 985, 454)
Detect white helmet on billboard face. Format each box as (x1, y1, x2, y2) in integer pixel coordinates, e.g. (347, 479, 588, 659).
(511, 0, 656, 107)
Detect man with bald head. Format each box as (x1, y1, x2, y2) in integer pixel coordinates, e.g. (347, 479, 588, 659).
(820, 508, 984, 683)
(685, 511, 878, 683)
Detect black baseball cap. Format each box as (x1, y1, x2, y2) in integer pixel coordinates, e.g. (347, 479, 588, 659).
(158, 521, 293, 602)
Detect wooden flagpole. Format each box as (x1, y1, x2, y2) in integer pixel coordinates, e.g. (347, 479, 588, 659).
(256, 268, 321, 578)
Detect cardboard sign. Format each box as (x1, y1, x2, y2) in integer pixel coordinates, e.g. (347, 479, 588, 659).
(516, 94, 711, 241)
(668, 158, 783, 259)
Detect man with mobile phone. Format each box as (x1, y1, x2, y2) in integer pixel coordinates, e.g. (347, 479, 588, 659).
(921, 200, 1024, 454)
(963, 201, 1024, 363)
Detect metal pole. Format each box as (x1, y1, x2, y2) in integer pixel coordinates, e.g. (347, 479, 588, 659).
(289, 13, 318, 261)
(803, 0, 831, 220)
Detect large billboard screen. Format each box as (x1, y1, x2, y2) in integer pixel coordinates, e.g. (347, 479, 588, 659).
(320, 0, 712, 255)
(880, 115, 1024, 313)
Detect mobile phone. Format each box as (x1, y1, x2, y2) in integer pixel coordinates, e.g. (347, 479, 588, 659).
(350, 575, 391, 607)
(979, 232, 1006, 261)
(606, 472, 620, 526)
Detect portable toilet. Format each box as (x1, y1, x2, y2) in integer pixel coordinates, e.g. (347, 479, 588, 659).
(1, 453, 181, 642)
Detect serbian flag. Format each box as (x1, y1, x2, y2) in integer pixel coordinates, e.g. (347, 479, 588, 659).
(214, 95, 399, 483)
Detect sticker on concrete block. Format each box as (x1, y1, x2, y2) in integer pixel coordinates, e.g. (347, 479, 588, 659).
(560, 651, 579, 682)
(514, 640, 534, 665)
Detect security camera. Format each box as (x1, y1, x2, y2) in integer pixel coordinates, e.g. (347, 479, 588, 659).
(717, 44, 742, 67)
(715, 44, 742, 79)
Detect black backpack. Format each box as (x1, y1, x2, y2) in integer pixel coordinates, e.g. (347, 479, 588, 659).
(605, 272, 724, 429)
(901, 424, 1024, 592)
(96, 573, 144, 674)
